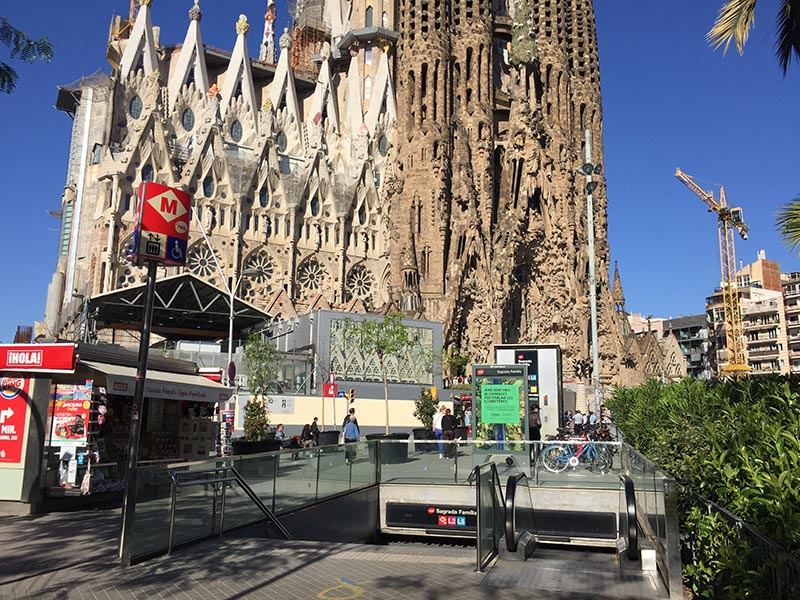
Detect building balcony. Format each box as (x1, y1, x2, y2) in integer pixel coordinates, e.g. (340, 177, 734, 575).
(747, 348, 780, 358)
(743, 321, 780, 330)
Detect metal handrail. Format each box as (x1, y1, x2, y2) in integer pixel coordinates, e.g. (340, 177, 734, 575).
(504, 472, 531, 553)
(623, 476, 640, 560)
(475, 462, 505, 572)
(167, 464, 291, 555)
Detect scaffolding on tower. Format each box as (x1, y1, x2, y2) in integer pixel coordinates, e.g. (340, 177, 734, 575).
(290, 0, 327, 78)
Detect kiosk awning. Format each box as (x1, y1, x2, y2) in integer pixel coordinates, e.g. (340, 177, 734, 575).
(82, 361, 231, 403)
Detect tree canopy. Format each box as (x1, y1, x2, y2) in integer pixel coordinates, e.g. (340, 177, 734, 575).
(0, 18, 53, 94)
(708, 1, 800, 74)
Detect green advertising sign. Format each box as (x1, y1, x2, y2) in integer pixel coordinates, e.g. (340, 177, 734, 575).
(480, 383, 521, 424)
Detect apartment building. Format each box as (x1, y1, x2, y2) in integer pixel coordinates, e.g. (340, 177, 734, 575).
(663, 315, 713, 380)
(781, 272, 800, 374)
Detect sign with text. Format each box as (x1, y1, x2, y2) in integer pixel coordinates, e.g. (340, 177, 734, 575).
(480, 383, 522, 423)
(51, 383, 93, 447)
(323, 383, 338, 398)
(0, 376, 30, 463)
(385, 502, 477, 531)
(0, 344, 76, 373)
(132, 181, 191, 266)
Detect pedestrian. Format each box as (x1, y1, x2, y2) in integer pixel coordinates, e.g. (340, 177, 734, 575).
(342, 407, 358, 429)
(588, 410, 597, 426)
(433, 405, 446, 458)
(572, 411, 585, 436)
(442, 408, 457, 458)
(342, 415, 360, 464)
(529, 405, 542, 458)
(301, 424, 314, 448)
(310, 417, 320, 445)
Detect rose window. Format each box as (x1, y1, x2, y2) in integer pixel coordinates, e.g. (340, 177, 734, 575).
(346, 264, 373, 300)
(116, 237, 141, 287)
(242, 252, 275, 298)
(297, 259, 325, 293)
(187, 245, 218, 278)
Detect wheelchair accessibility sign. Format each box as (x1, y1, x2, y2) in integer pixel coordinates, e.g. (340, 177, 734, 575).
(132, 181, 191, 267)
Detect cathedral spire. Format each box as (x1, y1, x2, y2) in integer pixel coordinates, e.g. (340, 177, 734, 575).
(612, 260, 626, 314)
(218, 14, 259, 127)
(119, 0, 159, 79)
(168, 0, 210, 108)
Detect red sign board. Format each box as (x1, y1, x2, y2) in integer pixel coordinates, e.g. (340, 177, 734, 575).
(0, 376, 30, 463)
(323, 383, 338, 398)
(0, 344, 76, 373)
(132, 181, 191, 266)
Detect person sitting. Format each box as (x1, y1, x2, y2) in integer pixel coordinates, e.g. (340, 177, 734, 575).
(275, 423, 292, 449)
(300, 423, 315, 448)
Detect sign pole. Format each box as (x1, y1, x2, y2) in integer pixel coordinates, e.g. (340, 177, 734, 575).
(119, 260, 158, 567)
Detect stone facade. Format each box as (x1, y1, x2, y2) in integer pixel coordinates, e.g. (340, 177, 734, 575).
(44, 0, 642, 385)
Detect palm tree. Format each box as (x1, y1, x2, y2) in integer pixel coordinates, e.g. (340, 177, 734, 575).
(707, 1, 800, 74)
(776, 198, 800, 252)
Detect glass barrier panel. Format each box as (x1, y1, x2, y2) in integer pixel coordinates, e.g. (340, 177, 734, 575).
(231, 452, 278, 510)
(131, 465, 173, 560)
(273, 450, 321, 513)
(316, 443, 352, 500)
(476, 465, 497, 571)
(349, 442, 376, 487)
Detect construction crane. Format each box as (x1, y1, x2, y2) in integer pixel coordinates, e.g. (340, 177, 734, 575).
(675, 168, 750, 376)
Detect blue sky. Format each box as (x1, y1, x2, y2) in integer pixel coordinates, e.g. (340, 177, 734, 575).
(1, 1, 799, 342)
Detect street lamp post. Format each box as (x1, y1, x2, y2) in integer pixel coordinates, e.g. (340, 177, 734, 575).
(577, 129, 602, 413)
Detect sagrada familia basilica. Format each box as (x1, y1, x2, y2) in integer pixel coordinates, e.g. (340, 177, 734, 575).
(42, 0, 685, 385)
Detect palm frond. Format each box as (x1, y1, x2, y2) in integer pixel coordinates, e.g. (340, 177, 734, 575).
(0, 61, 17, 94)
(707, 0, 758, 55)
(775, 198, 800, 253)
(776, 0, 800, 74)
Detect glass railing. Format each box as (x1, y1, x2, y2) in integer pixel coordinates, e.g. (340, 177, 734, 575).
(376, 438, 623, 488)
(621, 444, 682, 598)
(130, 441, 378, 562)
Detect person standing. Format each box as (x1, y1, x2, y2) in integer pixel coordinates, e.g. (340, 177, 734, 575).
(310, 417, 320, 445)
(343, 407, 358, 429)
(441, 408, 457, 458)
(433, 405, 446, 458)
(572, 411, 585, 436)
(342, 415, 360, 464)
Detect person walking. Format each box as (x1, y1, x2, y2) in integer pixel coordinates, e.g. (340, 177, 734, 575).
(572, 411, 585, 436)
(343, 407, 358, 429)
(529, 406, 542, 458)
(342, 415, 360, 464)
(441, 408, 457, 458)
(433, 405, 446, 458)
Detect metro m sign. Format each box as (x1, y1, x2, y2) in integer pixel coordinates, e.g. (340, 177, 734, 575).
(132, 181, 191, 266)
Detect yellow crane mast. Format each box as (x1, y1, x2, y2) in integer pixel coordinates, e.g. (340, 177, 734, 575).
(675, 168, 751, 376)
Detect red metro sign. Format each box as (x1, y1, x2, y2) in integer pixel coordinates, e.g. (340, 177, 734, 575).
(132, 181, 191, 266)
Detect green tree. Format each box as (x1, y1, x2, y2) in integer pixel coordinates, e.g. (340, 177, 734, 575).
(340, 313, 421, 434)
(0, 18, 53, 94)
(708, 1, 800, 74)
(413, 388, 439, 430)
(242, 333, 280, 441)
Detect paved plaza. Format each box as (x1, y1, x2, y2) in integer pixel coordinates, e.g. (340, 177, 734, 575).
(0, 507, 666, 600)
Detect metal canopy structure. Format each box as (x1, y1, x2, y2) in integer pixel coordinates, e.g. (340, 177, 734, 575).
(88, 273, 272, 341)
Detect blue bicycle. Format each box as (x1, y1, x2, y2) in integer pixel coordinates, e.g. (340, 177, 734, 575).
(540, 438, 613, 473)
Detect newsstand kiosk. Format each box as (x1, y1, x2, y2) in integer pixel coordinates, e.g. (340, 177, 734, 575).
(0, 342, 230, 514)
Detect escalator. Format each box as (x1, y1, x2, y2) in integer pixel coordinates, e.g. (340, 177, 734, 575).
(488, 472, 675, 599)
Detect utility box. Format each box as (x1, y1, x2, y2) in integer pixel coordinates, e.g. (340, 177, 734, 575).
(493, 345, 563, 439)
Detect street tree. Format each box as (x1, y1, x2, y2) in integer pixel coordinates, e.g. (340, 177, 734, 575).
(242, 333, 280, 440)
(708, 1, 800, 74)
(340, 313, 419, 434)
(0, 18, 53, 93)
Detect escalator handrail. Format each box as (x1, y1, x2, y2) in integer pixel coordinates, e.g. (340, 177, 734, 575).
(623, 475, 639, 560)
(504, 472, 528, 553)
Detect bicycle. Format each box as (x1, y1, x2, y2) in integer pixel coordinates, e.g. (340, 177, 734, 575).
(540, 434, 613, 473)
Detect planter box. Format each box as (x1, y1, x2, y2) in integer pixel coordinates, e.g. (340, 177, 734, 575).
(366, 433, 410, 464)
(412, 428, 437, 452)
(231, 439, 282, 455)
(317, 430, 341, 448)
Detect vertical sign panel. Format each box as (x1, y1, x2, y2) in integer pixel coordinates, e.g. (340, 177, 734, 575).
(0, 376, 30, 464)
(131, 182, 191, 266)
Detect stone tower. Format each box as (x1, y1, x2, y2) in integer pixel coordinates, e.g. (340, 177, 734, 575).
(44, 0, 640, 385)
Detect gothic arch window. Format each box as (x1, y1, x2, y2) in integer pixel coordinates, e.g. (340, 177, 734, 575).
(346, 263, 374, 302)
(203, 175, 215, 198)
(364, 75, 372, 100)
(129, 95, 143, 119)
(296, 258, 326, 295)
(382, 11, 388, 27)
(141, 164, 154, 182)
(365, 5, 373, 27)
